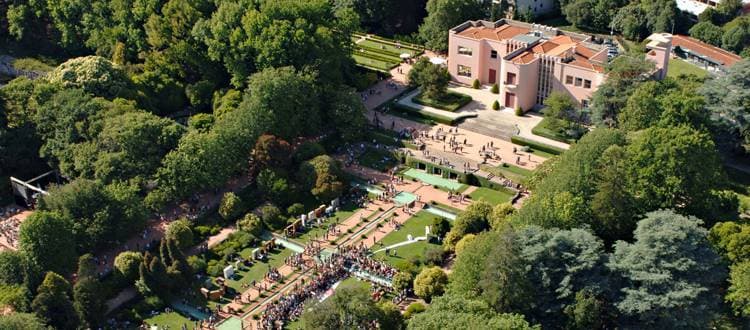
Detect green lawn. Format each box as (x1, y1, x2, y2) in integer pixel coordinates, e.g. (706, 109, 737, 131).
(468, 187, 515, 205)
(352, 54, 398, 71)
(223, 247, 294, 292)
(412, 91, 472, 112)
(531, 117, 578, 144)
(372, 211, 447, 267)
(145, 311, 197, 330)
(490, 163, 535, 184)
(667, 58, 709, 79)
(294, 202, 360, 243)
(359, 39, 420, 57)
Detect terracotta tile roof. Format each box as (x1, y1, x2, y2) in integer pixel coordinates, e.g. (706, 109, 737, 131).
(672, 34, 742, 67)
(457, 24, 530, 42)
(511, 51, 537, 64)
(570, 54, 605, 72)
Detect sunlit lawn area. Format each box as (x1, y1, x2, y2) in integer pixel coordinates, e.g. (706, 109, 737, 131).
(480, 163, 533, 185)
(223, 248, 294, 292)
(295, 202, 360, 243)
(145, 311, 197, 330)
(667, 58, 708, 79)
(532, 117, 578, 144)
(359, 39, 420, 56)
(372, 211, 447, 267)
(352, 54, 398, 71)
(469, 187, 515, 205)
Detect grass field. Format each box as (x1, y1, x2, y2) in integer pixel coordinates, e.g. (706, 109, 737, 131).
(352, 54, 398, 71)
(295, 202, 360, 243)
(145, 311, 197, 329)
(469, 187, 515, 205)
(667, 58, 709, 79)
(372, 211, 446, 267)
(223, 247, 294, 292)
(480, 163, 534, 184)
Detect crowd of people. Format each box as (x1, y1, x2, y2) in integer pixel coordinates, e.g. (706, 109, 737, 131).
(256, 242, 398, 329)
(0, 207, 23, 249)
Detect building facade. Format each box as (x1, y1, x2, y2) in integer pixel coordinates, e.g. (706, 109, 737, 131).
(447, 19, 670, 111)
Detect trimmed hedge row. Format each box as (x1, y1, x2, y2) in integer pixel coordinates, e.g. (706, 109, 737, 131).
(510, 135, 566, 156)
(411, 91, 472, 112)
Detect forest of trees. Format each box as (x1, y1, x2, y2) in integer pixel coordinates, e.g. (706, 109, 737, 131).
(1, 0, 750, 328)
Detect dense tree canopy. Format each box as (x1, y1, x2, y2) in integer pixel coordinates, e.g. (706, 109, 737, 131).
(702, 60, 750, 145)
(301, 281, 403, 329)
(609, 210, 726, 327)
(19, 212, 77, 275)
(419, 0, 492, 51)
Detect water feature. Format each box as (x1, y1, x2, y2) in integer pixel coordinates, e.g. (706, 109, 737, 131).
(423, 205, 458, 220)
(393, 191, 417, 205)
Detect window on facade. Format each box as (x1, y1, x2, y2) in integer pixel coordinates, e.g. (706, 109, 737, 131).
(458, 46, 472, 56)
(490, 50, 497, 59)
(584, 79, 592, 89)
(565, 75, 573, 85)
(506, 72, 517, 85)
(457, 65, 472, 77)
(575, 77, 583, 87)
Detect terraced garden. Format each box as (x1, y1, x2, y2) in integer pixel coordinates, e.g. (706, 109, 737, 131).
(351, 34, 424, 72)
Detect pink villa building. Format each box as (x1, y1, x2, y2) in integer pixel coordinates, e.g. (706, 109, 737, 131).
(447, 19, 671, 111)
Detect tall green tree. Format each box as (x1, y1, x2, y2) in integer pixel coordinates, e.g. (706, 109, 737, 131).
(407, 294, 537, 330)
(19, 212, 77, 275)
(0, 312, 49, 330)
(408, 57, 451, 100)
(32, 272, 79, 330)
(624, 125, 728, 221)
(608, 210, 726, 328)
(301, 281, 401, 328)
(701, 59, 750, 145)
(419, 0, 490, 51)
(589, 54, 655, 126)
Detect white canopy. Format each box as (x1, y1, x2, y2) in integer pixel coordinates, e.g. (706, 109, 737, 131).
(429, 57, 446, 65)
(399, 53, 411, 59)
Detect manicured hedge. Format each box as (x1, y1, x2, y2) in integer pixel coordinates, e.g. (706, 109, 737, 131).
(412, 91, 472, 112)
(354, 49, 400, 65)
(510, 135, 566, 156)
(357, 44, 405, 58)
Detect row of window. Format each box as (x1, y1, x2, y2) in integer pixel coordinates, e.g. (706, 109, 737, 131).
(565, 75, 592, 89)
(458, 46, 500, 60)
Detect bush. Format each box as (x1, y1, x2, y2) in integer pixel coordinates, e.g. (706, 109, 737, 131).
(472, 79, 480, 89)
(187, 255, 207, 274)
(492, 100, 500, 110)
(404, 302, 426, 318)
(219, 192, 243, 221)
(515, 106, 523, 116)
(413, 267, 448, 302)
(510, 136, 565, 155)
(286, 203, 305, 216)
(491, 83, 499, 94)
(261, 205, 286, 230)
(421, 246, 445, 266)
(114, 251, 143, 282)
(165, 219, 193, 251)
(237, 213, 263, 236)
(392, 271, 414, 291)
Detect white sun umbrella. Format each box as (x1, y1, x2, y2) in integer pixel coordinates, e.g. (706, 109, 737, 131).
(399, 53, 411, 59)
(429, 57, 446, 65)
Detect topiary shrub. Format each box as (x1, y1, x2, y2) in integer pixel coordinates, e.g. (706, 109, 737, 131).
(472, 79, 480, 89)
(492, 100, 500, 110)
(515, 106, 524, 116)
(491, 83, 499, 94)
(404, 302, 426, 318)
